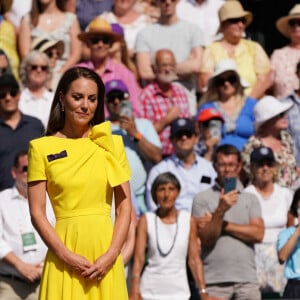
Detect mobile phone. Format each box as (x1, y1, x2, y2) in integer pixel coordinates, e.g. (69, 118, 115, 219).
(209, 119, 222, 139)
(120, 100, 132, 118)
(224, 177, 236, 194)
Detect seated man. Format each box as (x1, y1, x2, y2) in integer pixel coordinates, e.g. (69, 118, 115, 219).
(105, 79, 162, 216)
(146, 117, 216, 212)
(192, 144, 264, 300)
(0, 151, 55, 299)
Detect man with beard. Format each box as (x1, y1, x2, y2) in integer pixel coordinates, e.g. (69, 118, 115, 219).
(139, 49, 191, 157)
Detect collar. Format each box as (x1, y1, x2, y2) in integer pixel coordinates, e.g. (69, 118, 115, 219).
(152, 81, 175, 97)
(171, 154, 198, 167)
(22, 88, 50, 102)
(10, 186, 27, 201)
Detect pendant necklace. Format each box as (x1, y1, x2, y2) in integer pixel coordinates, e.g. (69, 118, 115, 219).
(155, 211, 178, 257)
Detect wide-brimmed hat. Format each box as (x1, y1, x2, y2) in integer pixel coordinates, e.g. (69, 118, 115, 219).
(31, 37, 65, 59)
(0, 0, 12, 14)
(218, 0, 252, 32)
(78, 17, 122, 43)
(254, 96, 294, 130)
(276, 4, 300, 38)
(208, 59, 249, 89)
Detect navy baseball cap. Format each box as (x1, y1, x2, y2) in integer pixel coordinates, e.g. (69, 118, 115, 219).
(0, 73, 19, 90)
(170, 118, 195, 138)
(250, 146, 275, 164)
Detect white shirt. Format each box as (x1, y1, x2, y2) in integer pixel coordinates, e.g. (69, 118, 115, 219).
(244, 183, 293, 243)
(146, 154, 216, 212)
(176, 0, 224, 46)
(0, 186, 55, 277)
(19, 88, 54, 128)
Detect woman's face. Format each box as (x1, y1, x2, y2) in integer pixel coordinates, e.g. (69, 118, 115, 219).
(288, 18, 300, 44)
(114, 0, 136, 13)
(215, 71, 238, 98)
(61, 77, 98, 128)
(268, 112, 289, 131)
(0, 54, 8, 76)
(253, 161, 276, 184)
(222, 17, 246, 40)
(155, 182, 179, 210)
(27, 56, 49, 87)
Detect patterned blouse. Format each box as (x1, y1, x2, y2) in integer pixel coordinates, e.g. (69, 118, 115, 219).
(241, 130, 298, 188)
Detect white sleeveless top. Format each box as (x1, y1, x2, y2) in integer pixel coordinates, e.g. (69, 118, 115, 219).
(140, 210, 191, 300)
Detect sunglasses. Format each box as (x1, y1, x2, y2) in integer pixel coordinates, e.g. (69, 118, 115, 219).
(29, 64, 48, 72)
(227, 17, 247, 24)
(90, 36, 112, 45)
(288, 19, 300, 27)
(19, 165, 28, 173)
(0, 88, 19, 99)
(215, 75, 238, 87)
(106, 91, 126, 102)
(174, 131, 194, 139)
(46, 49, 60, 58)
(255, 161, 275, 168)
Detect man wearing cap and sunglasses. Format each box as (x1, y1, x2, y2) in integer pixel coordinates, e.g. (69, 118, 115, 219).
(105, 79, 162, 216)
(0, 151, 55, 299)
(0, 73, 44, 191)
(77, 17, 141, 117)
(146, 117, 216, 213)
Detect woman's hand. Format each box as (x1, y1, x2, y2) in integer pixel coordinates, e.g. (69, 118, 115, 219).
(81, 252, 116, 281)
(63, 251, 92, 275)
(129, 291, 142, 300)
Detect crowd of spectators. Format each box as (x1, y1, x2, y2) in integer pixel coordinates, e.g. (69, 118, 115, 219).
(2, 0, 300, 299)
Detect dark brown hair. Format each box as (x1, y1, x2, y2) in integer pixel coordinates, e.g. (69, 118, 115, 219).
(45, 66, 105, 136)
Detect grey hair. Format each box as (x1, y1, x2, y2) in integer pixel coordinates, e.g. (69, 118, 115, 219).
(19, 50, 51, 87)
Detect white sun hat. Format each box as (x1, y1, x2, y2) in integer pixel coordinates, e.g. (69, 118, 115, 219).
(254, 95, 294, 130)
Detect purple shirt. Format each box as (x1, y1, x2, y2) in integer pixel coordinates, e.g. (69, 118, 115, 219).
(77, 58, 141, 117)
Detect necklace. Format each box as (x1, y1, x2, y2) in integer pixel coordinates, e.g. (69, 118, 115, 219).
(155, 211, 178, 257)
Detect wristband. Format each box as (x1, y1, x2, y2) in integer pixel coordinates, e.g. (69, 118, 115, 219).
(133, 132, 143, 142)
(199, 288, 207, 294)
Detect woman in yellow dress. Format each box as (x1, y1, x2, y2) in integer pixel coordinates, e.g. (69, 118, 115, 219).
(27, 66, 132, 299)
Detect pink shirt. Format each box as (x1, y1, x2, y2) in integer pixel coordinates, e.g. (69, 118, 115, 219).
(77, 58, 141, 116)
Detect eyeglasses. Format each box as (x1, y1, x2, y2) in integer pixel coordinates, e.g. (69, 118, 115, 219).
(17, 165, 28, 173)
(0, 88, 19, 99)
(227, 17, 247, 24)
(106, 91, 126, 102)
(216, 163, 239, 170)
(90, 36, 112, 45)
(46, 49, 60, 58)
(29, 64, 48, 72)
(174, 131, 194, 139)
(215, 75, 238, 87)
(288, 19, 300, 27)
(255, 161, 275, 168)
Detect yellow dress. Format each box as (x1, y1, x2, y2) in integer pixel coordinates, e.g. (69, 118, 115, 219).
(27, 122, 130, 300)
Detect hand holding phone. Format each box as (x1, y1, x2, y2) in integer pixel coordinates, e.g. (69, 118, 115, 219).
(120, 100, 133, 118)
(224, 177, 237, 194)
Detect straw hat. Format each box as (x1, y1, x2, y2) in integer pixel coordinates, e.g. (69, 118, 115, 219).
(208, 58, 249, 88)
(276, 4, 300, 38)
(31, 37, 65, 59)
(254, 96, 294, 130)
(0, 0, 12, 14)
(78, 17, 122, 43)
(218, 0, 252, 32)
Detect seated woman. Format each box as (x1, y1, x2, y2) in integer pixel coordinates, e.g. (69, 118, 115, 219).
(277, 187, 300, 299)
(244, 146, 293, 297)
(242, 95, 297, 188)
(129, 172, 211, 300)
(196, 58, 256, 151)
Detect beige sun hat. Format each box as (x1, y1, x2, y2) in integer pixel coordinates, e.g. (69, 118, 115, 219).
(78, 17, 122, 43)
(254, 96, 294, 131)
(218, 0, 253, 32)
(31, 37, 65, 59)
(276, 4, 300, 38)
(208, 58, 249, 88)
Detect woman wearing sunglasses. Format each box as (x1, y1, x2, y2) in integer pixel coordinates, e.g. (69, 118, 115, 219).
(199, 0, 270, 100)
(242, 95, 297, 188)
(244, 147, 293, 298)
(196, 58, 256, 151)
(18, 50, 54, 127)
